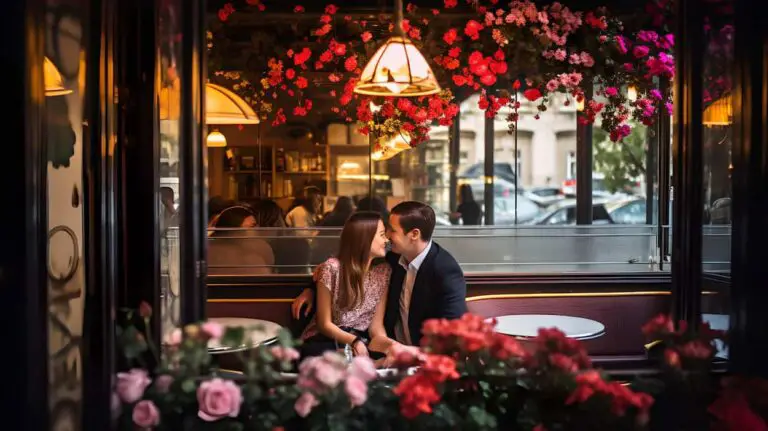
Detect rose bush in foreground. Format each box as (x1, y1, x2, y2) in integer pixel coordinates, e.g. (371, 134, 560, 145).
(114, 304, 744, 430)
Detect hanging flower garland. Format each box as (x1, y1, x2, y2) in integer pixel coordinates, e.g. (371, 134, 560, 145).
(211, 0, 677, 144)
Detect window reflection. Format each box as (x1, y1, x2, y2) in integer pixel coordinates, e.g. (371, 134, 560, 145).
(159, 0, 182, 337)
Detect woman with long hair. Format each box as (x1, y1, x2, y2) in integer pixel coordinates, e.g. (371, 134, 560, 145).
(300, 211, 390, 358)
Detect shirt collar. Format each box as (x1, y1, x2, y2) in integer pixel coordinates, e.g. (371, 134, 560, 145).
(399, 241, 433, 271)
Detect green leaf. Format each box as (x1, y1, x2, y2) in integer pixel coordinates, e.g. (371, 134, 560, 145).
(181, 379, 197, 393)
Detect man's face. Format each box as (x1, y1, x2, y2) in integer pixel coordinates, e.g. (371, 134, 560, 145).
(388, 214, 416, 256)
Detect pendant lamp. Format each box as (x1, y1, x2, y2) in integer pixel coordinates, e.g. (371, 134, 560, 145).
(207, 130, 227, 147)
(44, 57, 73, 97)
(354, 0, 440, 97)
(703, 94, 732, 126)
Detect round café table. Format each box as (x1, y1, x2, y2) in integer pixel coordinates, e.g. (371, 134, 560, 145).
(206, 317, 283, 355)
(490, 314, 606, 341)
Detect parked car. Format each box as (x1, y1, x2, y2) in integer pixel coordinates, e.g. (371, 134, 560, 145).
(605, 198, 648, 224)
(459, 162, 517, 184)
(524, 187, 565, 208)
(525, 199, 614, 225)
(560, 172, 642, 199)
(490, 195, 542, 225)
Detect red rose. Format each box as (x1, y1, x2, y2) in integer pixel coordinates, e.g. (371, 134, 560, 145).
(523, 88, 543, 102)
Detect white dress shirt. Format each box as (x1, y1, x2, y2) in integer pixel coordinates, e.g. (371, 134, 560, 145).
(394, 241, 432, 345)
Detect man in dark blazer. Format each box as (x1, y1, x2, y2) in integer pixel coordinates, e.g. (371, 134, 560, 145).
(290, 201, 467, 347)
(381, 201, 467, 346)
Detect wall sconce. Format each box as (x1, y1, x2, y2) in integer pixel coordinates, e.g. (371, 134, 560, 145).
(627, 85, 638, 102)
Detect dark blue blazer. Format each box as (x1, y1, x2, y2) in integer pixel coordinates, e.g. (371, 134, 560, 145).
(383, 242, 468, 346)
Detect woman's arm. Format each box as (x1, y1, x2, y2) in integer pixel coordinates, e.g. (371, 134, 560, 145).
(315, 268, 357, 346)
(368, 269, 397, 353)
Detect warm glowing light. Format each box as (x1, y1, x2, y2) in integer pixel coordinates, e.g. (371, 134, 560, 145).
(627, 85, 638, 102)
(207, 130, 227, 147)
(44, 57, 72, 97)
(576, 98, 585, 111)
(206, 83, 260, 124)
(354, 35, 440, 97)
(369, 101, 382, 113)
(703, 94, 732, 126)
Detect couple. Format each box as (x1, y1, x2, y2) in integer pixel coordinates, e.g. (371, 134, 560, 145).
(291, 201, 467, 362)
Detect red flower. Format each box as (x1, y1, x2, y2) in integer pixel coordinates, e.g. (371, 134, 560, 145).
(293, 5, 304, 13)
(331, 42, 347, 56)
(217, 3, 235, 22)
(664, 348, 681, 368)
(295, 77, 308, 89)
(285, 68, 295, 80)
(293, 47, 312, 66)
(343, 56, 357, 72)
(324, 4, 338, 15)
(464, 20, 483, 40)
(394, 375, 441, 418)
(139, 301, 152, 319)
(319, 50, 333, 63)
(710, 393, 768, 431)
(361, 31, 372, 43)
(444, 0, 457, 8)
(443, 28, 458, 45)
(523, 88, 543, 102)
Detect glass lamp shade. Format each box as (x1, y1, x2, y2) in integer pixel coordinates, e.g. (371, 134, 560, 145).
(44, 57, 73, 97)
(207, 130, 227, 147)
(206, 83, 260, 124)
(703, 94, 732, 126)
(354, 36, 440, 97)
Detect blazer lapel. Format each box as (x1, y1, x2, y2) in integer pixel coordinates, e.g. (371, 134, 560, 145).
(408, 246, 439, 338)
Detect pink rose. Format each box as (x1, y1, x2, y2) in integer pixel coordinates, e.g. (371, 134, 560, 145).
(633, 45, 650, 58)
(345, 376, 368, 406)
(132, 400, 160, 428)
(197, 378, 243, 421)
(201, 322, 224, 340)
(154, 375, 174, 394)
(164, 328, 182, 346)
(270, 346, 300, 362)
(349, 356, 377, 382)
(313, 360, 345, 388)
(295, 391, 319, 417)
(115, 369, 151, 403)
(546, 79, 559, 92)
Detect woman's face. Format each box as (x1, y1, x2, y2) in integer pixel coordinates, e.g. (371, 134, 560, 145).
(369, 220, 388, 258)
(241, 215, 257, 228)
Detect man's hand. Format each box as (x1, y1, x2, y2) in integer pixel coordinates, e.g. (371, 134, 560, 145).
(291, 288, 315, 320)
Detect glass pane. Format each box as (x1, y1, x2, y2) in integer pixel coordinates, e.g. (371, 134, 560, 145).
(701, 0, 733, 361)
(45, 0, 88, 428)
(159, 0, 182, 338)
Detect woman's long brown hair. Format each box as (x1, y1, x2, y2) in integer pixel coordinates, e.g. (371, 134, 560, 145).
(336, 211, 382, 312)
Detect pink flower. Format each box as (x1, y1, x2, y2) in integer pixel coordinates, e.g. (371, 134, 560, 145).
(554, 49, 567, 61)
(313, 360, 345, 388)
(546, 79, 559, 92)
(164, 328, 182, 346)
(633, 45, 650, 58)
(295, 392, 319, 417)
(345, 376, 369, 406)
(580, 52, 595, 68)
(132, 400, 160, 428)
(270, 346, 300, 362)
(115, 369, 151, 403)
(201, 322, 224, 340)
(349, 356, 377, 382)
(155, 375, 174, 393)
(197, 378, 243, 421)
(604, 87, 619, 97)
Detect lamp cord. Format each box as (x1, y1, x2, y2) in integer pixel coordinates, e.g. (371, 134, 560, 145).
(394, 0, 405, 36)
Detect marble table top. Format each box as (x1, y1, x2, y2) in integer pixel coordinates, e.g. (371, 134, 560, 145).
(490, 314, 606, 340)
(206, 317, 283, 354)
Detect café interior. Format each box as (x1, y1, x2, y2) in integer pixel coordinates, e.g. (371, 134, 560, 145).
(4, 0, 768, 429)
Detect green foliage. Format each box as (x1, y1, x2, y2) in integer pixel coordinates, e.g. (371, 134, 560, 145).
(593, 125, 647, 193)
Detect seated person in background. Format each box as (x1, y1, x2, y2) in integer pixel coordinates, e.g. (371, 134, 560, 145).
(318, 196, 355, 227)
(292, 201, 468, 358)
(208, 196, 235, 229)
(450, 184, 482, 225)
(286, 186, 322, 228)
(207, 206, 274, 276)
(299, 211, 390, 359)
(355, 195, 389, 222)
